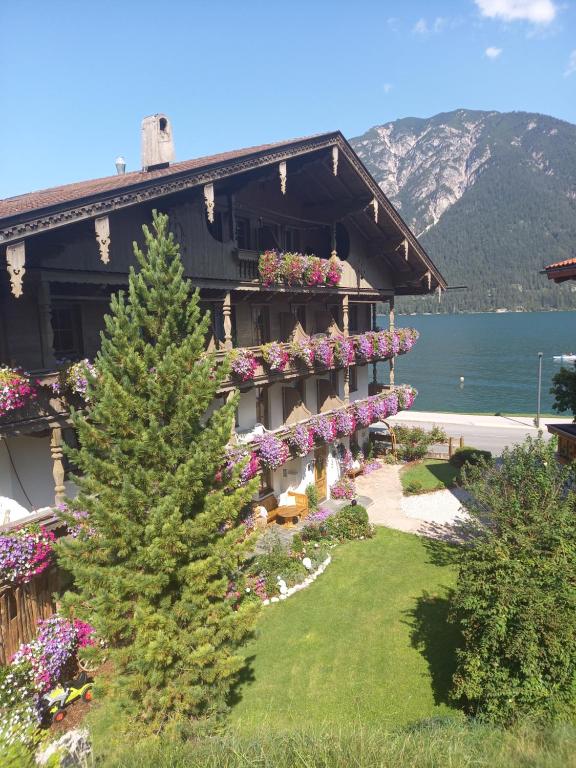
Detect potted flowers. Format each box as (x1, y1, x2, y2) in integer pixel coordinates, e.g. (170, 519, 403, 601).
(261, 342, 290, 372)
(229, 349, 259, 381)
(0, 366, 36, 418)
(51, 359, 97, 401)
(286, 424, 314, 457)
(0, 524, 55, 585)
(255, 433, 290, 470)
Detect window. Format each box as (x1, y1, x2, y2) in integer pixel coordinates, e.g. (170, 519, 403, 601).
(330, 370, 339, 396)
(256, 387, 269, 428)
(207, 210, 224, 243)
(292, 304, 307, 332)
(257, 223, 279, 251)
(285, 227, 300, 252)
(51, 303, 83, 359)
(236, 217, 251, 250)
(260, 467, 273, 494)
(335, 222, 350, 260)
(349, 366, 358, 393)
(251, 306, 270, 346)
(349, 304, 359, 334)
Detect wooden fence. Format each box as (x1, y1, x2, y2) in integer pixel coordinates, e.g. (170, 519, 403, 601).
(0, 568, 60, 665)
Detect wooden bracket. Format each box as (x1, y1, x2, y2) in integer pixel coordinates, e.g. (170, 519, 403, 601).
(204, 183, 215, 223)
(279, 161, 287, 195)
(94, 216, 111, 264)
(332, 146, 339, 176)
(6, 241, 25, 297)
(372, 197, 378, 223)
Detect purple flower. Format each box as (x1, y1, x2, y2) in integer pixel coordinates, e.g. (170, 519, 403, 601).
(229, 349, 259, 381)
(352, 400, 373, 427)
(333, 336, 355, 367)
(312, 337, 334, 368)
(355, 333, 376, 362)
(255, 433, 290, 470)
(333, 409, 356, 437)
(310, 414, 336, 443)
(330, 477, 356, 500)
(261, 342, 290, 372)
(0, 526, 54, 585)
(286, 424, 314, 457)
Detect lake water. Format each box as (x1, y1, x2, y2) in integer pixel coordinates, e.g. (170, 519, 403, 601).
(376, 311, 576, 414)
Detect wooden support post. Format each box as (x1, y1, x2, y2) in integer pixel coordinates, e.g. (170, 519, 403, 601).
(448, 436, 454, 459)
(223, 291, 233, 350)
(459, 436, 464, 450)
(342, 295, 349, 338)
(38, 281, 56, 369)
(389, 296, 395, 386)
(344, 368, 350, 405)
(50, 425, 66, 505)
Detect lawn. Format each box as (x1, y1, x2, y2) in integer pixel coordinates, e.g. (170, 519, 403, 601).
(230, 528, 461, 731)
(401, 459, 459, 494)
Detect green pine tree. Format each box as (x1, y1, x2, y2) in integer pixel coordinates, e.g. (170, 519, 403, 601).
(57, 211, 259, 724)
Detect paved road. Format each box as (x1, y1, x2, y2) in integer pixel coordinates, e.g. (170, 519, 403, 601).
(379, 411, 568, 456)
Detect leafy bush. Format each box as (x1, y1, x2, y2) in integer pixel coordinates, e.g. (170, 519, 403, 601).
(326, 504, 373, 541)
(394, 426, 447, 461)
(405, 480, 425, 495)
(450, 446, 492, 469)
(247, 542, 307, 595)
(305, 483, 319, 512)
(451, 436, 576, 724)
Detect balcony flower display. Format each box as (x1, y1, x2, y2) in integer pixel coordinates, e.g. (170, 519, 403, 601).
(310, 414, 336, 443)
(281, 252, 306, 285)
(334, 409, 356, 437)
(325, 256, 343, 286)
(371, 396, 389, 421)
(258, 251, 342, 288)
(0, 367, 36, 418)
(241, 452, 261, 483)
(258, 250, 282, 287)
(352, 400, 374, 427)
(52, 358, 97, 400)
(303, 256, 326, 286)
(223, 446, 259, 484)
(382, 391, 400, 415)
(398, 328, 420, 354)
(261, 342, 290, 372)
(398, 385, 417, 409)
(312, 337, 334, 368)
(286, 424, 314, 457)
(355, 332, 376, 362)
(333, 335, 355, 367)
(255, 433, 290, 470)
(330, 477, 356, 500)
(289, 338, 314, 366)
(11, 615, 95, 695)
(376, 331, 393, 359)
(0, 525, 55, 585)
(229, 349, 259, 381)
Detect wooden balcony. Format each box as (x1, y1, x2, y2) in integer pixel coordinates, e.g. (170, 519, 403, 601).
(0, 372, 74, 436)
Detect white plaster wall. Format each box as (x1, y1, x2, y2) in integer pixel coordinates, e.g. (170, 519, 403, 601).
(350, 365, 369, 403)
(0, 437, 54, 510)
(268, 384, 284, 430)
(237, 389, 257, 432)
(304, 377, 317, 414)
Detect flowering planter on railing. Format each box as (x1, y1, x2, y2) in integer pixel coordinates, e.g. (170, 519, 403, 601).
(0, 525, 55, 586)
(51, 359, 97, 401)
(227, 385, 417, 483)
(0, 367, 37, 418)
(258, 250, 343, 288)
(227, 329, 419, 383)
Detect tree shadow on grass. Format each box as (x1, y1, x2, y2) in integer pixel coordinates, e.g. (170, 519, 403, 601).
(227, 654, 257, 707)
(405, 590, 461, 708)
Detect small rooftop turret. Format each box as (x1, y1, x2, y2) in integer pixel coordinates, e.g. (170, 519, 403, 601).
(141, 114, 175, 171)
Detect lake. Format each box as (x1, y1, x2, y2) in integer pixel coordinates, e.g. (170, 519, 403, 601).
(376, 311, 576, 415)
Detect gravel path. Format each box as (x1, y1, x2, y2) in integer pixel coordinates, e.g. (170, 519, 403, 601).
(356, 465, 471, 542)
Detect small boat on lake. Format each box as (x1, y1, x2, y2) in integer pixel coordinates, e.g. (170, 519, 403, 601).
(553, 354, 576, 363)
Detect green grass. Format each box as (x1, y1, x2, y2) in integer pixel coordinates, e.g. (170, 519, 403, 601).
(401, 459, 459, 494)
(230, 528, 460, 731)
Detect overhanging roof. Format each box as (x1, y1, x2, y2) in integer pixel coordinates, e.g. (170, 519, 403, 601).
(0, 131, 447, 292)
(542, 257, 576, 284)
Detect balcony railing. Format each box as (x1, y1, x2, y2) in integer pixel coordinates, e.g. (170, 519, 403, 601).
(218, 328, 419, 390)
(224, 385, 417, 483)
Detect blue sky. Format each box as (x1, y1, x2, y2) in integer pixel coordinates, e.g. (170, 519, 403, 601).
(1, 0, 574, 198)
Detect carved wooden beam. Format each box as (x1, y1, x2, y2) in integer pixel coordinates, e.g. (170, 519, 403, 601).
(204, 183, 215, 223)
(372, 197, 379, 223)
(6, 241, 25, 297)
(279, 161, 287, 195)
(94, 215, 111, 264)
(332, 146, 339, 176)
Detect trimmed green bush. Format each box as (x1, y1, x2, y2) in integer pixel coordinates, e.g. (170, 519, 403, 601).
(326, 504, 372, 540)
(305, 483, 319, 512)
(394, 426, 448, 462)
(450, 446, 492, 469)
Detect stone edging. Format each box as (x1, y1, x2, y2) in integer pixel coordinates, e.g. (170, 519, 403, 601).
(261, 555, 332, 606)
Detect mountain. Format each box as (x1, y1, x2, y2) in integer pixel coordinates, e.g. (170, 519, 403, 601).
(350, 109, 576, 313)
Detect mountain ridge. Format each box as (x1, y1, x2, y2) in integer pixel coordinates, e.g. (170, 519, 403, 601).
(350, 109, 576, 313)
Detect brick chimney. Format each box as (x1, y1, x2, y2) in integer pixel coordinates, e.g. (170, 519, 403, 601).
(141, 114, 175, 171)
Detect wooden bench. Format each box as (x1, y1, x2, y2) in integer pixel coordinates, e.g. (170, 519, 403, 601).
(252, 492, 308, 526)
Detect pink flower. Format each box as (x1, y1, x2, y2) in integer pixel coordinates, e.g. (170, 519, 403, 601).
(261, 342, 290, 372)
(312, 337, 334, 368)
(229, 349, 259, 381)
(286, 424, 314, 456)
(310, 414, 336, 443)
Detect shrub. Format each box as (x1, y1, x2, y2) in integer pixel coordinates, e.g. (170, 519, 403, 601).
(405, 480, 425, 495)
(451, 436, 576, 724)
(326, 504, 373, 540)
(305, 483, 319, 512)
(394, 425, 447, 462)
(248, 542, 307, 596)
(450, 446, 492, 469)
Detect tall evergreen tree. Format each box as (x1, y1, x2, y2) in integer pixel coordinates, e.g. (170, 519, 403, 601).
(57, 211, 259, 723)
